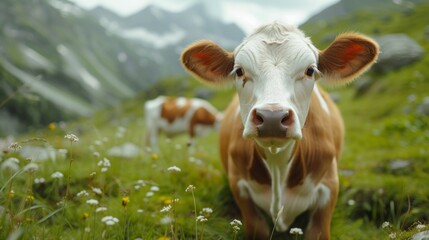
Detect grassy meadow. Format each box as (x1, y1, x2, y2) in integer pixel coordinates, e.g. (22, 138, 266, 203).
(2, 3, 429, 240)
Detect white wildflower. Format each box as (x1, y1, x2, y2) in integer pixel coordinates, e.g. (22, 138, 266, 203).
(64, 133, 79, 142)
(196, 215, 208, 222)
(150, 186, 160, 192)
(57, 149, 68, 159)
(98, 158, 111, 167)
(92, 187, 103, 195)
(134, 185, 140, 190)
(90, 172, 96, 177)
(8, 142, 22, 151)
(167, 166, 181, 172)
(289, 227, 303, 235)
(389, 232, 396, 239)
(160, 205, 172, 213)
(230, 219, 242, 233)
(230, 219, 242, 226)
(34, 178, 45, 184)
(160, 216, 173, 225)
(232, 225, 240, 233)
(416, 224, 426, 230)
(1, 158, 20, 172)
(101, 167, 108, 172)
(137, 179, 146, 186)
(96, 207, 107, 212)
(137, 209, 144, 213)
(76, 190, 89, 197)
(86, 199, 99, 206)
(84, 227, 91, 233)
(93, 151, 100, 158)
(24, 163, 39, 172)
(201, 208, 213, 215)
(51, 171, 64, 179)
(101, 216, 119, 226)
(185, 185, 196, 192)
(347, 199, 356, 206)
(382, 221, 390, 229)
(146, 191, 154, 197)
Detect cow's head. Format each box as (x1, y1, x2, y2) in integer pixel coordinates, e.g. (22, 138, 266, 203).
(181, 23, 378, 152)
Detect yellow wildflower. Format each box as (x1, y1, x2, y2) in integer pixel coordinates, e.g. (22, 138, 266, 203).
(122, 197, 130, 207)
(82, 212, 89, 220)
(158, 236, 170, 240)
(26, 195, 35, 203)
(8, 190, 15, 198)
(151, 153, 159, 160)
(48, 122, 56, 130)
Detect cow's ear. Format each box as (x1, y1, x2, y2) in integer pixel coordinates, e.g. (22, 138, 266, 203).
(181, 40, 234, 85)
(318, 33, 379, 85)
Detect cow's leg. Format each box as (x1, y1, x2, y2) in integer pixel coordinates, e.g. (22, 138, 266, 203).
(147, 128, 159, 153)
(305, 180, 338, 240)
(187, 138, 196, 156)
(187, 124, 196, 155)
(229, 176, 269, 239)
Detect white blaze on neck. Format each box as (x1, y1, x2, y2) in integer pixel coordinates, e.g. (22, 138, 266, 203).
(314, 85, 330, 114)
(262, 140, 296, 231)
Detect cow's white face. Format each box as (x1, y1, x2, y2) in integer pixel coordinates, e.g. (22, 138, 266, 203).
(232, 28, 319, 150)
(181, 22, 379, 152)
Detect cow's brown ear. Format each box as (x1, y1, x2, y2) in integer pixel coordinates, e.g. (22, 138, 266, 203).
(181, 40, 234, 85)
(318, 33, 379, 85)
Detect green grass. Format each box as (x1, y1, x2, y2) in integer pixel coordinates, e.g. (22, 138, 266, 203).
(2, 3, 429, 240)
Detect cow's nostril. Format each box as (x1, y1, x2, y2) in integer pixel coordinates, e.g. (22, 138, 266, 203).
(281, 111, 292, 126)
(254, 111, 264, 126)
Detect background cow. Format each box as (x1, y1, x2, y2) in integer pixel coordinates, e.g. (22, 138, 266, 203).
(181, 23, 378, 239)
(144, 96, 222, 153)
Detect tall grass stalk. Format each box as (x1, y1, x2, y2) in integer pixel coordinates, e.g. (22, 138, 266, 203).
(122, 197, 130, 240)
(63, 133, 79, 221)
(269, 205, 284, 240)
(186, 185, 197, 239)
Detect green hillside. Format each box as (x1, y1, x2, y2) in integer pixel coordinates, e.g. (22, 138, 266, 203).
(1, 2, 429, 240)
(301, 2, 429, 238)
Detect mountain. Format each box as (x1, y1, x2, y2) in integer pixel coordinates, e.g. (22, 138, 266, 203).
(304, 0, 424, 24)
(0, 0, 245, 135)
(92, 3, 244, 50)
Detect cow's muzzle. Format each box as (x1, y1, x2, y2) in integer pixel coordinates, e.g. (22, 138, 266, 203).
(251, 105, 294, 138)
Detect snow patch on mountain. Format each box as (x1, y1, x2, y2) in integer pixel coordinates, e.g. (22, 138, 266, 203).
(121, 26, 185, 49)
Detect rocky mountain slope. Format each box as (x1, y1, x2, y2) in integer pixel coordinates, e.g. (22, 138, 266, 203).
(0, 0, 245, 135)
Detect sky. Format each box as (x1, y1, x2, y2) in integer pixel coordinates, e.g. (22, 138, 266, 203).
(70, 0, 339, 34)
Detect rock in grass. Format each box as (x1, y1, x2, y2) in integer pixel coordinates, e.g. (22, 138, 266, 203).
(375, 159, 413, 175)
(416, 97, 429, 116)
(411, 230, 429, 240)
(388, 159, 412, 172)
(374, 34, 424, 73)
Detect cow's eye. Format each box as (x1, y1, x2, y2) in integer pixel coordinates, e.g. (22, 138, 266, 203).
(305, 67, 315, 77)
(236, 67, 245, 77)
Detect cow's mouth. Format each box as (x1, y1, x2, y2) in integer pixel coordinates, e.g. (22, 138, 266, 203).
(254, 137, 297, 154)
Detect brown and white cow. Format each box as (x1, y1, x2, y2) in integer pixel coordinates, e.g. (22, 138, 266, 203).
(144, 96, 222, 153)
(181, 23, 378, 239)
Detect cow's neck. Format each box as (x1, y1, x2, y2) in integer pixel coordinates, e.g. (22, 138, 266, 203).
(258, 139, 297, 224)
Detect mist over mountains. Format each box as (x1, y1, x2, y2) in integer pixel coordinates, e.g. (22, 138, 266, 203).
(0, 0, 245, 134)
